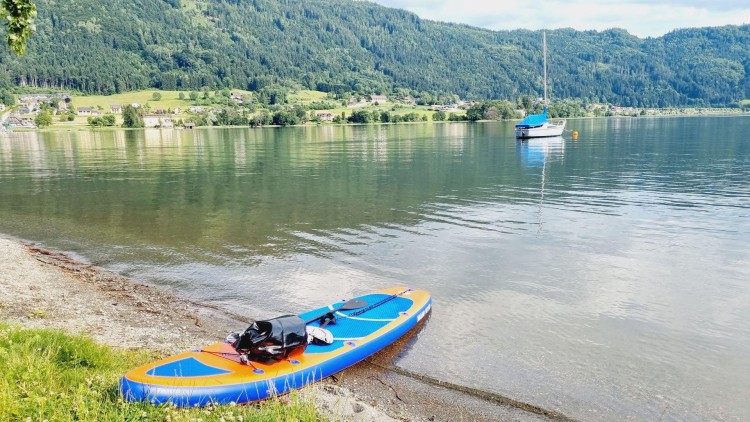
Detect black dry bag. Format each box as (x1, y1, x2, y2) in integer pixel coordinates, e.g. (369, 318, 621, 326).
(232, 315, 308, 363)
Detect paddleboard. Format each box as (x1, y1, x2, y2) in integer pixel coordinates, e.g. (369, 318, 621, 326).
(120, 286, 431, 406)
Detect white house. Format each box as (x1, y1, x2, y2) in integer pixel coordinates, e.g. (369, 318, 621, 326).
(370, 94, 388, 104)
(316, 112, 334, 122)
(143, 114, 173, 128)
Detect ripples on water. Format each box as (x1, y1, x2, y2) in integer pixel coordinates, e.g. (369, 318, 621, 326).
(1, 117, 749, 421)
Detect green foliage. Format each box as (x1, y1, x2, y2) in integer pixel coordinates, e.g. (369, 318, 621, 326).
(151, 92, 161, 101)
(466, 100, 519, 121)
(0, 323, 323, 421)
(307, 100, 338, 110)
(257, 86, 288, 106)
(1, 0, 36, 55)
(87, 114, 116, 127)
(249, 110, 272, 127)
(0, 90, 14, 105)
(1, 0, 748, 106)
(547, 99, 587, 118)
(432, 110, 446, 121)
(272, 110, 300, 126)
(210, 108, 247, 126)
(347, 110, 374, 123)
(121, 105, 142, 128)
(344, 109, 427, 124)
(33, 109, 51, 127)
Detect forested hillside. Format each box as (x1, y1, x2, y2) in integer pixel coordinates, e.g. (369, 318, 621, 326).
(1, 0, 748, 106)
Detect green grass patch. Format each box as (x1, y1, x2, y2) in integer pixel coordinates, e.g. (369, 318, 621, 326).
(74, 89, 193, 110)
(288, 90, 329, 103)
(0, 323, 323, 421)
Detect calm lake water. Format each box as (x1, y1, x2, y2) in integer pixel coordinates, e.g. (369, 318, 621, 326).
(1, 117, 749, 421)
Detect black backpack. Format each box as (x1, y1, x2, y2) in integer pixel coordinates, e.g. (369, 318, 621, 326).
(232, 315, 308, 363)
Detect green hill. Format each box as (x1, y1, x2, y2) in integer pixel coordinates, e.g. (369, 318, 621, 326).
(1, 0, 749, 107)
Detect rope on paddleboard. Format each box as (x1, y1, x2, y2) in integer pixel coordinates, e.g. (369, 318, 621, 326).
(345, 288, 412, 318)
(315, 288, 412, 327)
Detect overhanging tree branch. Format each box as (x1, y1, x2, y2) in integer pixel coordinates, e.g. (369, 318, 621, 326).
(2, 0, 37, 55)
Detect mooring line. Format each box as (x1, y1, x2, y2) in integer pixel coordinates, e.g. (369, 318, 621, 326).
(363, 360, 578, 422)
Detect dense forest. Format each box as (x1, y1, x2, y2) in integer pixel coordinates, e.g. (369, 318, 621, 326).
(0, 0, 749, 107)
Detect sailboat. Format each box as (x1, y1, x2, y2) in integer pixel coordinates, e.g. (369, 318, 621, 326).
(515, 31, 566, 139)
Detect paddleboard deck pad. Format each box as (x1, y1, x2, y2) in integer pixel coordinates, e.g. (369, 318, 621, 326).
(120, 286, 431, 406)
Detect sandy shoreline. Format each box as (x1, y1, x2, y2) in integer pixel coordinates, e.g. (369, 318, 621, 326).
(0, 234, 557, 421)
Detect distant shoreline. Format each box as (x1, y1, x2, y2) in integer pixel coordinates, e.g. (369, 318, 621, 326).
(6, 108, 746, 134)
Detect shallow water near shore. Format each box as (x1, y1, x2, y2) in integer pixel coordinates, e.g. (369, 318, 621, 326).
(1, 117, 749, 421)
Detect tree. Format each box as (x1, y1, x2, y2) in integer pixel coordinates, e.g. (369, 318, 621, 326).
(178, 92, 185, 100)
(347, 110, 372, 123)
(249, 110, 272, 127)
(432, 110, 446, 121)
(521, 96, 533, 111)
(34, 110, 52, 128)
(272, 110, 300, 126)
(122, 105, 142, 128)
(0, 90, 15, 106)
(1, 0, 36, 54)
(151, 92, 162, 101)
(88, 114, 116, 127)
(189, 91, 198, 101)
(466, 104, 484, 121)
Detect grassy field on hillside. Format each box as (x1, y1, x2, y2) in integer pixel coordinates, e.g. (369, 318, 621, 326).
(74, 90, 191, 109)
(288, 90, 330, 104)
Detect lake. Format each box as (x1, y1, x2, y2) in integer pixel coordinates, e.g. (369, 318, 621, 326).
(1, 117, 749, 421)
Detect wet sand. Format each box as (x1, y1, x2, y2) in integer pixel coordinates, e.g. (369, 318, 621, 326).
(0, 234, 564, 421)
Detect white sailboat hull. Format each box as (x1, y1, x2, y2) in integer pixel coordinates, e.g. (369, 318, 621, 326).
(515, 120, 566, 138)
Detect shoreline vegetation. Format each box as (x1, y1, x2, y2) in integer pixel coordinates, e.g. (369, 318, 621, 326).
(0, 323, 323, 421)
(1, 88, 748, 132)
(0, 234, 547, 421)
(0, 235, 392, 421)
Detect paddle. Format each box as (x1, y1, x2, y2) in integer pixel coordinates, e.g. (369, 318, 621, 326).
(305, 298, 368, 325)
(309, 288, 412, 328)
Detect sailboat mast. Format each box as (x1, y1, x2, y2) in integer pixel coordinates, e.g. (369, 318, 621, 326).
(543, 31, 547, 106)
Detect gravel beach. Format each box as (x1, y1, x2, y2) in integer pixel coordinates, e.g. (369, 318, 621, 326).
(0, 234, 558, 421)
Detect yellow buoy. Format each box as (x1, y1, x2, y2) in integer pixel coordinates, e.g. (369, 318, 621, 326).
(573, 130, 579, 139)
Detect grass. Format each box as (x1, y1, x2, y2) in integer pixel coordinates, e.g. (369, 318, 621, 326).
(73, 89, 193, 110)
(288, 90, 329, 103)
(0, 323, 323, 421)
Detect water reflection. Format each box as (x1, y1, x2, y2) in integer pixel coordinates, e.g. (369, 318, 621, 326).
(517, 136, 566, 168)
(1, 118, 750, 421)
(516, 136, 566, 233)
